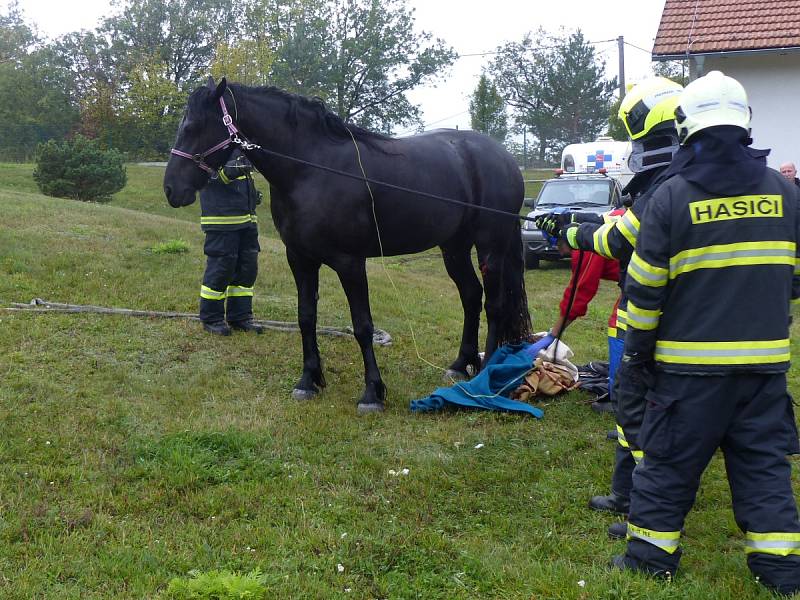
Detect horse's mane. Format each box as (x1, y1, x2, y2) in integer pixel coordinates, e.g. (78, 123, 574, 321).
(234, 83, 394, 148)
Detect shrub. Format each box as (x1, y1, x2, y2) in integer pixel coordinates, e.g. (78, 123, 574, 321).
(33, 135, 127, 202)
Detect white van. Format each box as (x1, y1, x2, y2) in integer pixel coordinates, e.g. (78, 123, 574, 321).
(560, 137, 633, 188)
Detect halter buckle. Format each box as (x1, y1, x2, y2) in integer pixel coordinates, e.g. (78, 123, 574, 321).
(222, 114, 233, 127)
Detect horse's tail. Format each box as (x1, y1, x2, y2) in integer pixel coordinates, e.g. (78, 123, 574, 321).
(496, 222, 532, 346)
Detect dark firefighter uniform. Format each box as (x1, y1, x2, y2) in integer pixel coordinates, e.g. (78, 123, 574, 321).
(618, 127, 800, 591)
(199, 150, 262, 328)
(536, 77, 685, 524)
(567, 167, 670, 504)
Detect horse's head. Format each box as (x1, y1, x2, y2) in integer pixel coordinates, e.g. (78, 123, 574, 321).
(164, 76, 236, 207)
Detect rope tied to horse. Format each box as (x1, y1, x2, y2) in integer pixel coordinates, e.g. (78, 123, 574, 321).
(3, 298, 393, 346)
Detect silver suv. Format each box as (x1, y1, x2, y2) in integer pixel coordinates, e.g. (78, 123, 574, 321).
(521, 173, 623, 269)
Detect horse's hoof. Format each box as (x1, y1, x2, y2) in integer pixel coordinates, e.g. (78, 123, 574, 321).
(292, 388, 318, 401)
(357, 402, 384, 415)
(444, 368, 470, 382)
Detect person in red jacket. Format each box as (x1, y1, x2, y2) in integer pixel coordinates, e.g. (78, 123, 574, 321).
(549, 211, 624, 412)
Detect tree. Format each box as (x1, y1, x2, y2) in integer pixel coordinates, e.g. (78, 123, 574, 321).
(607, 96, 628, 141)
(0, 7, 78, 160)
(100, 0, 238, 89)
(469, 74, 507, 143)
(653, 60, 689, 86)
(115, 59, 187, 158)
(490, 29, 616, 162)
(0, 1, 37, 65)
(261, 0, 457, 131)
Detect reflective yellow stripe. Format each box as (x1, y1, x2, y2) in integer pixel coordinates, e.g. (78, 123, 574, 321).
(631, 449, 643, 463)
(627, 523, 680, 554)
(616, 424, 628, 448)
(655, 339, 791, 365)
(200, 285, 226, 300)
(200, 214, 257, 225)
(226, 285, 254, 297)
(592, 223, 616, 259)
(795, 258, 800, 274)
(627, 301, 660, 331)
(669, 241, 795, 278)
(617, 210, 639, 247)
(602, 211, 623, 224)
(629, 251, 668, 288)
(616, 309, 628, 331)
(745, 532, 800, 556)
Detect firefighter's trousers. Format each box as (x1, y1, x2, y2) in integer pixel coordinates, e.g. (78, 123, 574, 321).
(608, 335, 636, 500)
(199, 226, 260, 323)
(625, 372, 800, 592)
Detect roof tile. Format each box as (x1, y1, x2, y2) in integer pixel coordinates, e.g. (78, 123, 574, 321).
(653, 0, 800, 55)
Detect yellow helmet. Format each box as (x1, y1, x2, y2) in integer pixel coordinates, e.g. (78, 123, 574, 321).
(618, 76, 684, 140)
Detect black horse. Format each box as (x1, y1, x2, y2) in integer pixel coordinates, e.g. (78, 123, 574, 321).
(164, 77, 531, 413)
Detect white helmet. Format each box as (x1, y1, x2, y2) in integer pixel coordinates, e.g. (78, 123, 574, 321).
(674, 71, 751, 144)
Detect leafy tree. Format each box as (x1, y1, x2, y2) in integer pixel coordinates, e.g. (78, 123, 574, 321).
(490, 29, 616, 161)
(0, 8, 78, 160)
(115, 59, 187, 158)
(469, 74, 507, 143)
(34, 135, 126, 202)
(100, 0, 238, 88)
(607, 95, 628, 141)
(0, 0, 37, 65)
(261, 0, 457, 131)
(653, 60, 689, 86)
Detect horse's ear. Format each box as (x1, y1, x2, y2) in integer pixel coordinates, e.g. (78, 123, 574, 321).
(206, 75, 216, 89)
(213, 77, 227, 100)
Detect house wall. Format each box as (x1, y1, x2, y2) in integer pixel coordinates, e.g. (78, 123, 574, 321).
(699, 53, 800, 169)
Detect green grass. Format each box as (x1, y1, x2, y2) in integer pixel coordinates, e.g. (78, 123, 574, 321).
(151, 239, 191, 254)
(0, 162, 798, 598)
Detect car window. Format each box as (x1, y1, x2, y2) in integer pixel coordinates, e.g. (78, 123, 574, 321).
(537, 180, 612, 207)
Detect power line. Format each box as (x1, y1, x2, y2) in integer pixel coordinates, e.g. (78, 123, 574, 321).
(457, 38, 619, 59)
(623, 40, 653, 55)
(397, 110, 470, 136)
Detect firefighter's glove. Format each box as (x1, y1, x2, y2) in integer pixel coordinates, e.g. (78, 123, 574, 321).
(535, 211, 574, 239)
(220, 160, 253, 183)
(612, 353, 655, 452)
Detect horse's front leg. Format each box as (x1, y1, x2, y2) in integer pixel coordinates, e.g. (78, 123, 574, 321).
(332, 256, 386, 414)
(287, 247, 325, 400)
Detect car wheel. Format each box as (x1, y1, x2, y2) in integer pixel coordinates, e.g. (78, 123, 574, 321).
(525, 251, 540, 270)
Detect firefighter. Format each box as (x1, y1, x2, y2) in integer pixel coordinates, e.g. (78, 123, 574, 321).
(613, 71, 800, 594)
(198, 148, 265, 336)
(536, 76, 683, 538)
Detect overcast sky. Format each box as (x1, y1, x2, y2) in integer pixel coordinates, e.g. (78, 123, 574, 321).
(10, 0, 667, 133)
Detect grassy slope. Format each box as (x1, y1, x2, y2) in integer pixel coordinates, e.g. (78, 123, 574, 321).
(0, 163, 797, 599)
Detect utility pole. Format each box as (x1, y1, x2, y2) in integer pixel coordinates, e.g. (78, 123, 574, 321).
(617, 35, 626, 98)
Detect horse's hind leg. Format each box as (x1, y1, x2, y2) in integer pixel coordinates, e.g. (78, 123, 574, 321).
(287, 247, 326, 400)
(476, 222, 532, 364)
(330, 255, 386, 414)
(441, 243, 482, 380)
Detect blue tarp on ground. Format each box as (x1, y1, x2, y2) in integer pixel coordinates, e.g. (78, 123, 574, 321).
(409, 335, 556, 417)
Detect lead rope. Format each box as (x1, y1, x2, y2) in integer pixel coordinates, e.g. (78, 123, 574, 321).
(344, 128, 530, 401)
